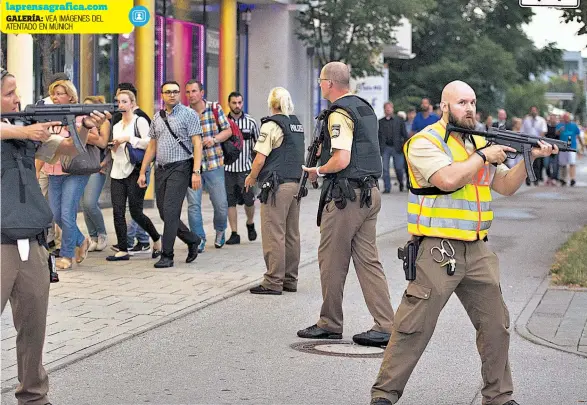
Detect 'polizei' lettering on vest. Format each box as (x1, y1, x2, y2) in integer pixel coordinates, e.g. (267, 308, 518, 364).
(289, 124, 303, 132)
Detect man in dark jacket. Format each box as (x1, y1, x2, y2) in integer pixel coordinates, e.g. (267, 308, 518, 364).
(378, 101, 408, 192)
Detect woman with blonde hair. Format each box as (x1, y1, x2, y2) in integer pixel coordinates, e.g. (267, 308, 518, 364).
(80, 95, 110, 252)
(38, 80, 93, 269)
(244, 87, 305, 295)
(106, 90, 161, 261)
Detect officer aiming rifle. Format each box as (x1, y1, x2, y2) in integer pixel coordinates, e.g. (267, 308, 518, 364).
(1, 102, 121, 153)
(446, 124, 575, 182)
(1, 67, 112, 405)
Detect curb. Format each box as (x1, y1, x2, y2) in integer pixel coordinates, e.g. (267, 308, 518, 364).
(514, 275, 587, 359)
(1, 224, 407, 393)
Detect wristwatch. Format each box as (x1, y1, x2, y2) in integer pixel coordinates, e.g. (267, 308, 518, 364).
(213, 136, 218, 144)
(316, 166, 325, 177)
(193, 170, 201, 175)
(475, 150, 487, 164)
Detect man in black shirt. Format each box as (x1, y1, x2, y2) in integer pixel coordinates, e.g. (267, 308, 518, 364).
(492, 109, 512, 130)
(544, 113, 559, 185)
(378, 101, 408, 192)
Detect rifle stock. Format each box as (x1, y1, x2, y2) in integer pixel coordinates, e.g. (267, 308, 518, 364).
(446, 124, 577, 182)
(1, 103, 121, 153)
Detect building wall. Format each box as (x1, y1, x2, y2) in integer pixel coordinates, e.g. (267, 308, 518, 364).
(247, 4, 313, 145)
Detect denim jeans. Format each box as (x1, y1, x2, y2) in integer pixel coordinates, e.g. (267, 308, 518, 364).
(544, 155, 559, 180)
(381, 146, 406, 191)
(48, 174, 90, 258)
(127, 166, 151, 245)
(81, 172, 107, 238)
(186, 166, 228, 241)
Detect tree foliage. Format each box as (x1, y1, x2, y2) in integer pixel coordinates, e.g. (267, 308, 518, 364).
(505, 81, 547, 118)
(547, 76, 586, 118)
(561, 2, 586, 36)
(386, 0, 563, 115)
(294, 0, 434, 78)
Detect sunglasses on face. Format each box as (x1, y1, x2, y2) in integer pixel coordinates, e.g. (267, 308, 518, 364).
(162, 90, 180, 95)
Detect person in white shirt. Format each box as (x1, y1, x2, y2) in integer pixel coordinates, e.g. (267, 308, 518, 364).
(106, 90, 162, 261)
(522, 105, 547, 185)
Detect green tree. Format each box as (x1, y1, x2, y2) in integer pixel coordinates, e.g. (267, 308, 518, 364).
(295, 0, 434, 78)
(386, 0, 563, 113)
(561, 3, 586, 36)
(504, 81, 547, 118)
(547, 76, 586, 118)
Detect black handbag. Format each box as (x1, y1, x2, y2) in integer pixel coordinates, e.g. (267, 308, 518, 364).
(61, 144, 101, 175)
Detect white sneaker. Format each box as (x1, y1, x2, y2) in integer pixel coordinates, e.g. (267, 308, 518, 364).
(87, 239, 98, 252)
(95, 234, 108, 251)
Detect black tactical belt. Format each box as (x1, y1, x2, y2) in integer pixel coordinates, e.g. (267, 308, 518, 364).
(1, 232, 45, 246)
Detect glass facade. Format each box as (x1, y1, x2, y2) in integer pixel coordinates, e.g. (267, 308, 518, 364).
(8, 0, 245, 113)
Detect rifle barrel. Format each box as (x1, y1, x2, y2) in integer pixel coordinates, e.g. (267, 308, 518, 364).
(446, 124, 576, 152)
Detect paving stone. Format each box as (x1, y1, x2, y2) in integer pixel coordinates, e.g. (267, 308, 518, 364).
(527, 315, 561, 340)
(535, 290, 574, 316)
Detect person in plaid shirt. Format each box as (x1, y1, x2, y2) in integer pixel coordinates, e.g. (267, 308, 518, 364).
(185, 80, 232, 252)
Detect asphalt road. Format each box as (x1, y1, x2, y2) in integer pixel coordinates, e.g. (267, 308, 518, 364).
(2, 182, 587, 405)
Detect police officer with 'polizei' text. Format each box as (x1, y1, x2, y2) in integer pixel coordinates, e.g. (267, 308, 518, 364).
(1, 68, 110, 405)
(297, 61, 395, 347)
(245, 87, 305, 295)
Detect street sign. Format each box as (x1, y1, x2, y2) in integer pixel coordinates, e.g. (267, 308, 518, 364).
(519, 0, 580, 8)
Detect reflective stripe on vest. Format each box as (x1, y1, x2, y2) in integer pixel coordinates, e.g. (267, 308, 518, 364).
(405, 121, 495, 241)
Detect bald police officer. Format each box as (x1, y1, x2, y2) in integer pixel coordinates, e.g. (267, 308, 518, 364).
(297, 61, 395, 346)
(245, 87, 304, 295)
(370, 80, 556, 405)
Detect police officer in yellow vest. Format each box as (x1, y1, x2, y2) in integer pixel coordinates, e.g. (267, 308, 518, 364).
(370, 80, 556, 405)
(297, 61, 395, 346)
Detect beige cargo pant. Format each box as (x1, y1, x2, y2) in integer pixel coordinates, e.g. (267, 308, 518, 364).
(316, 187, 394, 334)
(371, 237, 513, 405)
(260, 182, 301, 291)
(1, 241, 50, 405)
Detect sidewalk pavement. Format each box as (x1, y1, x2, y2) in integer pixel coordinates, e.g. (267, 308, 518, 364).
(514, 162, 587, 359)
(2, 184, 408, 392)
(516, 279, 587, 357)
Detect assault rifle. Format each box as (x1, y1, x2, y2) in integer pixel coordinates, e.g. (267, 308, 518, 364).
(446, 124, 577, 183)
(295, 109, 329, 203)
(1, 103, 120, 153)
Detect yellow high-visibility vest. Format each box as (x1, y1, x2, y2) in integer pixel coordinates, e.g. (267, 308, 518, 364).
(405, 121, 496, 241)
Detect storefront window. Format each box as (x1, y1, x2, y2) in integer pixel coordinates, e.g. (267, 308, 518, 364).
(95, 34, 117, 101)
(32, 35, 76, 100)
(118, 32, 136, 87)
(154, 15, 205, 109)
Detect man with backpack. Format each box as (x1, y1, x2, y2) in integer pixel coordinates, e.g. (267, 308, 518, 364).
(185, 80, 232, 252)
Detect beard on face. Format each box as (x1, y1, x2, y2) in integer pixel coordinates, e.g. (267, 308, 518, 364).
(231, 107, 241, 115)
(448, 105, 476, 129)
(421, 105, 428, 112)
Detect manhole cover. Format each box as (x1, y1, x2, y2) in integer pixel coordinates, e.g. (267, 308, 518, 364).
(493, 208, 536, 220)
(290, 341, 385, 358)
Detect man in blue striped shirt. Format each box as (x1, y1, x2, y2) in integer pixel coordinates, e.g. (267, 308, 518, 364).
(224, 91, 259, 245)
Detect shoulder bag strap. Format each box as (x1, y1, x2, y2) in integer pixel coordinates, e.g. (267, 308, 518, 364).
(159, 111, 193, 157)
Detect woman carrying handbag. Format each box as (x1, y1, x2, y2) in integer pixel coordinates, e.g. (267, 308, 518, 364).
(106, 90, 162, 261)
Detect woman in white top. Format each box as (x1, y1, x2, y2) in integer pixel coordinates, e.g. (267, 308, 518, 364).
(106, 90, 161, 261)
